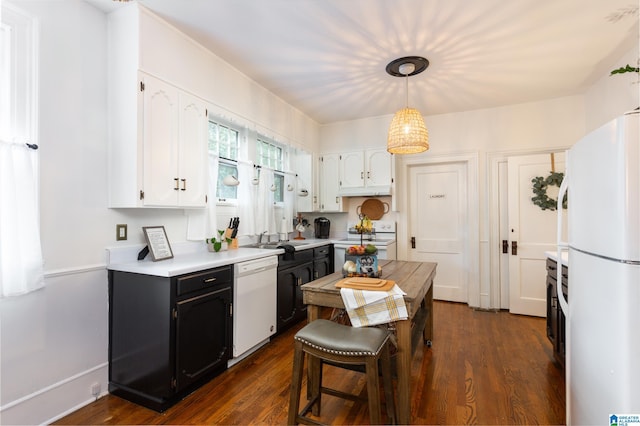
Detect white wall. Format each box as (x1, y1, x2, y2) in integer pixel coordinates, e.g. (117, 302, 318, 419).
(0, 2, 319, 424)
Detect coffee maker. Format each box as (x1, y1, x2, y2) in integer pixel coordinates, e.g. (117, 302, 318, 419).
(314, 217, 330, 239)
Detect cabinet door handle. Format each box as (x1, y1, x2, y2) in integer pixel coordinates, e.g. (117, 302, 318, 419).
(181, 178, 186, 191)
(367, 171, 370, 179)
(174, 178, 179, 190)
(360, 171, 364, 180)
(203, 277, 217, 283)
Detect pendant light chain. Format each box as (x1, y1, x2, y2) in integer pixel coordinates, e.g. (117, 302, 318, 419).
(405, 73, 409, 108)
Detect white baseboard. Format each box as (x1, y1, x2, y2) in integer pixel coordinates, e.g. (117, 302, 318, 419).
(0, 363, 108, 425)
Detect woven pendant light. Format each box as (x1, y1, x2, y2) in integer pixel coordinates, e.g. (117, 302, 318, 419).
(386, 57, 429, 154)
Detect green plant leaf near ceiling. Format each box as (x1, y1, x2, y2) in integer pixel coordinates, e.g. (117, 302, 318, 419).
(610, 63, 640, 75)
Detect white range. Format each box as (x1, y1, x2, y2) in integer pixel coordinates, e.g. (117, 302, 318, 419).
(332, 220, 397, 268)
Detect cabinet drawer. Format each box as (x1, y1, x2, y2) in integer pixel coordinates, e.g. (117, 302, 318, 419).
(177, 266, 232, 297)
(313, 245, 331, 258)
(278, 249, 314, 270)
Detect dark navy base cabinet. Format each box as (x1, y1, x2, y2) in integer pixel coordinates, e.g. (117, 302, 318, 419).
(108, 266, 233, 412)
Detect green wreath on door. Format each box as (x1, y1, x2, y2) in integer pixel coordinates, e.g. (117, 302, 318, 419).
(531, 171, 567, 211)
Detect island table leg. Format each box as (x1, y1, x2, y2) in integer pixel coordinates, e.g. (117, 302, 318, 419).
(395, 319, 412, 425)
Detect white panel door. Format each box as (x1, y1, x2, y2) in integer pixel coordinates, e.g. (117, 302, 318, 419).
(507, 153, 565, 316)
(408, 162, 468, 302)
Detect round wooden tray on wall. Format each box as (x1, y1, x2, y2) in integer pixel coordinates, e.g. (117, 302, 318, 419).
(357, 198, 389, 220)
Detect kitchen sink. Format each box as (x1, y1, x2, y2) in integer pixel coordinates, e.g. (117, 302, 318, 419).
(242, 243, 282, 249)
(243, 241, 309, 249)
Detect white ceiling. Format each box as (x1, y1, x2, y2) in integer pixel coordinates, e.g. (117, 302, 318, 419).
(90, 0, 639, 124)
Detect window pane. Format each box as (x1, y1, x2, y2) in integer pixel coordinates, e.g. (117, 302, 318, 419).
(209, 120, 239, 201)
(274, 173, 284, 203)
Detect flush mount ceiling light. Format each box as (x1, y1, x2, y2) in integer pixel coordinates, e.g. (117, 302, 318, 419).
(386, 56, 429, 154)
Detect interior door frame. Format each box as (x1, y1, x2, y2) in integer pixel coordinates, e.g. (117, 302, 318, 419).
(487, 147, 571, 311)
(396, 152, 480, 307)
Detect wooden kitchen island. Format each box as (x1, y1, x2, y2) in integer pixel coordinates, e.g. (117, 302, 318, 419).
(301, 259, 437, 425)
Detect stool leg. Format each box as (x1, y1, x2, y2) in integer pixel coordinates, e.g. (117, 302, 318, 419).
(309, 356, 322, 416)
(365, 357, 382, 425)
(288, 341, 305, 425)
(381, 344, 396, 424)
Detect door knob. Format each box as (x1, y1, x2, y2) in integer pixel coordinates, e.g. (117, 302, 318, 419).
(511, 241, 518, 255)
(502, 240, 509, 254)
(411, 237, 416, 249)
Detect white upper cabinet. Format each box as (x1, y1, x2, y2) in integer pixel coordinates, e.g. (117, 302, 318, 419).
(141, 78, 208, 207)
(338, 149, 393, 196)
(319, 153, 344, 212)
(107, 5, 208, 208)
(294, 150, 318, 212)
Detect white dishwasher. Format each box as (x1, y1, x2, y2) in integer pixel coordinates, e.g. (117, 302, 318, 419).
(231, 255, 278, 364)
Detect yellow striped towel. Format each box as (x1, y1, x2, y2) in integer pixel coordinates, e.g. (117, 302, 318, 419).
(340, 284, 408, 327)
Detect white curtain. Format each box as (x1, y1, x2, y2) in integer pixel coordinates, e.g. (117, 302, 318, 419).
(0, 140, 44, 297)
(186, 153, 218, 241)
(283, 173, 296, 233)
(236, 160, 255, 237)
(255, 168, 276, 234)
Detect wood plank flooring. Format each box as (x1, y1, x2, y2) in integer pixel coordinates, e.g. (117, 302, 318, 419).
(55, 301, 565, 425)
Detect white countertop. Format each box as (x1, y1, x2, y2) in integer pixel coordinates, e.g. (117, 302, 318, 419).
(107, 239, 333, 277)
(545, 250, 569, 264)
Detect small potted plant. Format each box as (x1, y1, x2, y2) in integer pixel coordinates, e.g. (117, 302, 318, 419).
(206, 230, 232, 252)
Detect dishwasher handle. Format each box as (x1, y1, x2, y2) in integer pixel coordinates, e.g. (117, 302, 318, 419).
(235, 256, 278, 277)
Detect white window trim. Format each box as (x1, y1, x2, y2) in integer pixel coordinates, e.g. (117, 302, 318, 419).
(1, 1, 39, 143)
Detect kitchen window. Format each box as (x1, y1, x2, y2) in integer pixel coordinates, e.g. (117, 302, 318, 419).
(0, 1, 43, 297)
(208, 120, 239, 202)
(256, 137, 284, 203)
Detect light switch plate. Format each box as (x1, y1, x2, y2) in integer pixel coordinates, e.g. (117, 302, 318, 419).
(116, 224, 127, 241)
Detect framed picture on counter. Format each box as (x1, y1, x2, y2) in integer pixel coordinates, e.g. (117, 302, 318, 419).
(142, 226, 174, 261)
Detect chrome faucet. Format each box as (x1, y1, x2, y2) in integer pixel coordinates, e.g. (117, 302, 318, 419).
(258, 230, 269, 244)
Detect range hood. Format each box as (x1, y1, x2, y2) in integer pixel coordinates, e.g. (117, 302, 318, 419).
(338, 185, 392, 197)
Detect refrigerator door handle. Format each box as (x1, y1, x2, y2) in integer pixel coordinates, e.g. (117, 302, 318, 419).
(556, 165, 569, 316)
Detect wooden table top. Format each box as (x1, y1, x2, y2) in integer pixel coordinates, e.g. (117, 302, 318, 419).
(302, 260, 437, 318)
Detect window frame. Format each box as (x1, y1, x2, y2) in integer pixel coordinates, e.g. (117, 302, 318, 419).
(0, 1, 38, 143)
(208, 118, 241, 205)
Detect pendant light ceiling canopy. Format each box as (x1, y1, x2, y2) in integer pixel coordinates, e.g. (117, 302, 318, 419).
(386, 56, 430, 155)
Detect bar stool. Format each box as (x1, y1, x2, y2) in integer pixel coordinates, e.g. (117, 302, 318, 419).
(288, 319, 396, 425)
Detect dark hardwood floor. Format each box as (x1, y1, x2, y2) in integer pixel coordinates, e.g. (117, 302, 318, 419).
(55, 301, 565, 425)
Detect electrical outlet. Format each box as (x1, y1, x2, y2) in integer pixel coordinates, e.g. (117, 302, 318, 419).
(91, 383, 101, 396)
(116, 224, 127, 241)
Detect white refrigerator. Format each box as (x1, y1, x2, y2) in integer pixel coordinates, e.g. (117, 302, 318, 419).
(557, 111, 640, 425)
